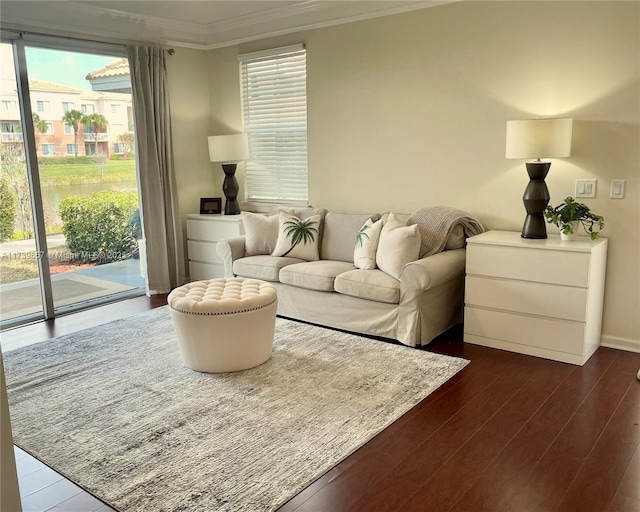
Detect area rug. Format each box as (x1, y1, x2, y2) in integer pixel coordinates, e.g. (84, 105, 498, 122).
(4, 307, 468, 512)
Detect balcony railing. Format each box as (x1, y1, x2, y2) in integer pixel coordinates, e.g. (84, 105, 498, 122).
(83, 133, 109, 142)
(1, 133, 23, 142)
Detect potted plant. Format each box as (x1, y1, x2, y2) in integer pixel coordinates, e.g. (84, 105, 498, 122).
(544, 196, 605, 240)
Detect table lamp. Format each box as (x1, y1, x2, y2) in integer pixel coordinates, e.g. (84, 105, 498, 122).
(208, 134, 249, 215)
(506, 118, 573, 239)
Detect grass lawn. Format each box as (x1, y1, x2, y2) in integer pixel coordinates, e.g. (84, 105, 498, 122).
(39, 159, 136, 186)
(0, 245, 104, 284)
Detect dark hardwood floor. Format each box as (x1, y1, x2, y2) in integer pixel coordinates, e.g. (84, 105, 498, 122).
(2, 297, 639, 512)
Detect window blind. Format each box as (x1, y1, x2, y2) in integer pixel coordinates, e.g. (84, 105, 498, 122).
(239, 45, 308, 204)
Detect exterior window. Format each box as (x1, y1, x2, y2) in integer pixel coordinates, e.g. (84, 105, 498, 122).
(41, 143, 55, 156)
(66, 144, 77, 155)
(43, 122, 54, 135)
(111, 104, 118, 113)
(63, 123, 73, 135)
(113, 143, 124, 154)
(62, 102, 74, 113)
(36, 100, 49, 113)
(1, 100, 16, 112)
(81, 104, 94, 114)
(239, 44, 308, 204)
(1, 122, 18, 133)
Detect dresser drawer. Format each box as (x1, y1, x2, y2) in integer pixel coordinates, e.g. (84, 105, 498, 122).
(187, 240, 221, 264)
(186, 218, 242, 242)
(466, 244, 590, 287)
(465, 276, 588, 322)
(464, 307, 585, 356)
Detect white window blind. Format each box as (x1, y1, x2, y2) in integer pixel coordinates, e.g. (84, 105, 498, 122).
(239, 44, 308, 204)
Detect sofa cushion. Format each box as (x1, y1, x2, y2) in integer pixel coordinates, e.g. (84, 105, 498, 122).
(321, 212, 380, 262)
(233, 255, 305, 282)
(242, 212, 279, 256)
(272, 211, 321, 261)
(279, 261, 356, 292)
(334, 269, 400, 304)
(354, 217, 383, 270)
(375, 213, 421, 280)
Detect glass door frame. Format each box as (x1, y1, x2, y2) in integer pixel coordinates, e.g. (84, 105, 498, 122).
(11, 38, 55, 320)
(1, 32, 143, 329)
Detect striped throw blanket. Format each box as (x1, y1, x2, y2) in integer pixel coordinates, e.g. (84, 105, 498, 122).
(409, 206, 485, 258)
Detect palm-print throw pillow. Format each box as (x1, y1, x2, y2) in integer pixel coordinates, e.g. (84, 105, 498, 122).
(272, 211, 321, 261)
(354, 217, 383, 270)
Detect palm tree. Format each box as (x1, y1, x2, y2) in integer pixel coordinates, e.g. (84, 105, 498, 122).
(355, 223, 371, 248)
(61, 109, 84, 157)
(83, 113, 108, 156)
(32, 113, 48, 154)
(281, 217, 318, 257)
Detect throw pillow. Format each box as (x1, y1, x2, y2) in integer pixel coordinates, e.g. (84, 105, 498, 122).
(242, 212, 279, 256)
(354, 217, 383, 270)
(272, 211, 321, 261)
(376, 212, 421, 279)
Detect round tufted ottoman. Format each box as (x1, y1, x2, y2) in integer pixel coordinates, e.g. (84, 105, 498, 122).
(167, 278, 278, 373)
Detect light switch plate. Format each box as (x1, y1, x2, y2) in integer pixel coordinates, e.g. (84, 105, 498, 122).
(575, 179, 597, 198)
(610, 180, 626, 199)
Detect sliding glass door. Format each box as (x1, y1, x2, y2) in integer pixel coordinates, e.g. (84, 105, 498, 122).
(0, 37, 145, 329)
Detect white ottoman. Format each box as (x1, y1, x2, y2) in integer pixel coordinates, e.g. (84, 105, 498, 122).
(167, 278, 277, 373)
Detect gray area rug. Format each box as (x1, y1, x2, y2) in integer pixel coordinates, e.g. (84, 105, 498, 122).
(4, 307, 468, 512)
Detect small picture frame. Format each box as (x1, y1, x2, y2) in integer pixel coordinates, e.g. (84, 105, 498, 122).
(199, 197, 222, 215)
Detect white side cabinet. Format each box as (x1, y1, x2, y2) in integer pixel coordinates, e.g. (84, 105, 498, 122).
(186, 214, 244, 280)
(463, 230, 608, 366)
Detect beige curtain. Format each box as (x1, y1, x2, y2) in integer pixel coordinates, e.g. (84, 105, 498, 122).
(127, 45, 186, 294)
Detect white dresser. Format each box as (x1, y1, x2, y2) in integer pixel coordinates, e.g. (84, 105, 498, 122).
(463, 230, 608, 365)
(186, 214, 244, 280)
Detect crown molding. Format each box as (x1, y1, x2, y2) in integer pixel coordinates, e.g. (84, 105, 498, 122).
(0, 1, 457, 50)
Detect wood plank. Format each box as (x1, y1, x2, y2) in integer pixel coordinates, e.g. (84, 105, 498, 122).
(558, 355, 640, 511)
(608, 443, 640, 511)
(496, 348, 640, 511)
(399, 356, 574, 511)
(450, 347, 619, 511)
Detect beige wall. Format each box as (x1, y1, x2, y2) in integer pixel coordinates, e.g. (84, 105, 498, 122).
(165, 47, 214, 219)
(175, 1, 639, 346)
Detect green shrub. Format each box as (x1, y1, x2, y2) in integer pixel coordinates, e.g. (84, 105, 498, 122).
(0, 178, 16, 242)
(59, 190, 139, 262)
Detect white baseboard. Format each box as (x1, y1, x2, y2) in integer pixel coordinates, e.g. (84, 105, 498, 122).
(601, 334, 640, 354)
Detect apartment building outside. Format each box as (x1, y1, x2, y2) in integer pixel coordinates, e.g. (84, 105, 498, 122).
(0, 58, 133, 157)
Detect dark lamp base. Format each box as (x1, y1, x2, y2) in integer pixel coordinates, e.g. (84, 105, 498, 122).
(221, 163, 241, 215)
(521, 161, 551, 239)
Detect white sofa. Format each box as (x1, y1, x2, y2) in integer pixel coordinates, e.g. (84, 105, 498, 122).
(217, 208, 479, 347)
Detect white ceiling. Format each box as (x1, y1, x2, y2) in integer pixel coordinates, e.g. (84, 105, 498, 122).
(0, 1, 454, 49)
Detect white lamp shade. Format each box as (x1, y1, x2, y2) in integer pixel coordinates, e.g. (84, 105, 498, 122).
(208, 134, 249, 163)
(506, 118, 573, 159)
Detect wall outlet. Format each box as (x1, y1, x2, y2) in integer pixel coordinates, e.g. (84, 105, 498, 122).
(610, 180, 626, 199)
(575, 179, 597, 198)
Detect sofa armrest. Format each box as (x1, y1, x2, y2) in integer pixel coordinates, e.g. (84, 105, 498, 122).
(401, 248, 466, 292)
(396, 248, 466, 346)
(216, 236, 247, 278)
